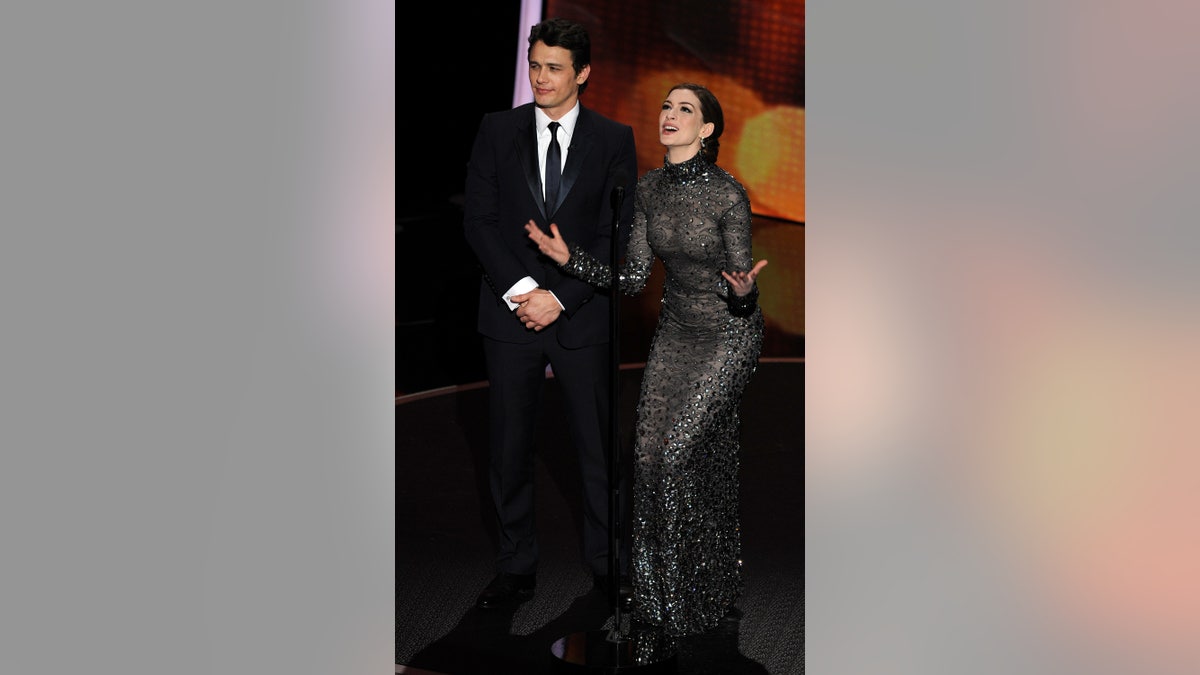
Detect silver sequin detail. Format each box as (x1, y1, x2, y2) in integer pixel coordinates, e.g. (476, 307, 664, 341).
(560, 154, 764, 636)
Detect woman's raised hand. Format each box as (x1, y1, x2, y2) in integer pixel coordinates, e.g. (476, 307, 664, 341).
(525, 220, 571, 265)
(722, 259, 769, 297)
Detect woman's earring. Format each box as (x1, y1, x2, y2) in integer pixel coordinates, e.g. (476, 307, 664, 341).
(700, 136, 706, 149)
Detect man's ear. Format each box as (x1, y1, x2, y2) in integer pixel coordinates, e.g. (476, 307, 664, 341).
(576, 64, 591, 86)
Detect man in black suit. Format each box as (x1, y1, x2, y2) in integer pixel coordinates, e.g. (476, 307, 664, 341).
(463, 17, 637, 610)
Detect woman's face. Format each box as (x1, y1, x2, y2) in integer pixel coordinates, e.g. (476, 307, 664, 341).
(659, 89, 713, 152)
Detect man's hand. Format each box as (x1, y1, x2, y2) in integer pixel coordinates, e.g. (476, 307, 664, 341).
(510, 288, 563, 331)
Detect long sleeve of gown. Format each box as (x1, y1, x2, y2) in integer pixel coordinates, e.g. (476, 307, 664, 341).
(720, 198, 759, 318)
(560, 190, 654, 295)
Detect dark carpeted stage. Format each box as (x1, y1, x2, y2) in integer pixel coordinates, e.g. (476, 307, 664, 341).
(396, 359, 804, 674)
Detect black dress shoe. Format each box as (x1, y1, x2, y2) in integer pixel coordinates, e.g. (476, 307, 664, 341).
(476, 572, 535, 610)
(593, 574, 634, 612)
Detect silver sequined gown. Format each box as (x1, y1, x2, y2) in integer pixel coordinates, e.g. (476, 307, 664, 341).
(559, 153, 764, 636)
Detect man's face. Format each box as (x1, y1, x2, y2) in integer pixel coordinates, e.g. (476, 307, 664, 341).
(528, 42, 589, 118)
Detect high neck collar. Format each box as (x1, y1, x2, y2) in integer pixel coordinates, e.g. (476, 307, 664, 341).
(661, 153, 710, 182)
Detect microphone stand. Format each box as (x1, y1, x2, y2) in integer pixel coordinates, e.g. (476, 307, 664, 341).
(605, 184, 626, 640)
(549, 184, 676, 674)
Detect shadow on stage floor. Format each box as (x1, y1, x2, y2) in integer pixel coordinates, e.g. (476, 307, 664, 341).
(396, 359, 804, 675)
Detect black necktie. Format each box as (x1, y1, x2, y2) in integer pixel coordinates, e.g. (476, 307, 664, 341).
(545, 121, 561, 210)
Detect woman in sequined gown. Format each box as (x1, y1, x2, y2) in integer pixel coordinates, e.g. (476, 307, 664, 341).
(524, 83, 767, 637)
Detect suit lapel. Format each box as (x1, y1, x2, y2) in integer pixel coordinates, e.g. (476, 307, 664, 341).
(553, 108, 592, 217)
(511, 108, 545, 217)
(518, 105, 596, 220)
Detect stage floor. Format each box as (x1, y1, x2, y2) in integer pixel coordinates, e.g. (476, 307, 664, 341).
(396, 359, 804, 674)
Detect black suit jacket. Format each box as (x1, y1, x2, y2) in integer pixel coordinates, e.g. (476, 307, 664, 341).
(463, 102, 638, 347)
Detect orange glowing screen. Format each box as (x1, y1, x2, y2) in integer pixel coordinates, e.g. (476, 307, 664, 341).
(547, 0, 805, 224)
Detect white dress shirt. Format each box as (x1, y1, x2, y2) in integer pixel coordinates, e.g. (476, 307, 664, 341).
(501, 104, 581, 312)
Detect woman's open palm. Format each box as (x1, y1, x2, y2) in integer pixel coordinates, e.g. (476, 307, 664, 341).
(722, 259, 768, 296)
(525, 221, 570, 265)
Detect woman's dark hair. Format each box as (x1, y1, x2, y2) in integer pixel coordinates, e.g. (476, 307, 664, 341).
(528, 18, 592, 96)
(670, 83, 724, 163)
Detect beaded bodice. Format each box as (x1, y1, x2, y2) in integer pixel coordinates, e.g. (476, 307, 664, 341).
(563, 153, 758, 322)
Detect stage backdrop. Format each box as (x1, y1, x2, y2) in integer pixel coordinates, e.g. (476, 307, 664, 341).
(533, 0, 805, 358)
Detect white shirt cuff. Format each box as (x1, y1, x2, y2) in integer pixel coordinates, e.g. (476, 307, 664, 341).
(503, 277, 539, 311)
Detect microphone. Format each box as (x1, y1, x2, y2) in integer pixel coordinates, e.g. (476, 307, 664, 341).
(610, 171, 630, 211)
